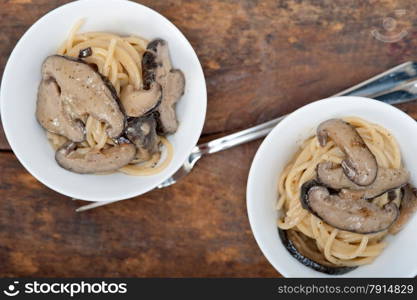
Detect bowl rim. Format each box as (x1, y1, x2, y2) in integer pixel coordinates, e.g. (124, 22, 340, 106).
(0, 0, 207, 201)
(246, 96, 417, 277)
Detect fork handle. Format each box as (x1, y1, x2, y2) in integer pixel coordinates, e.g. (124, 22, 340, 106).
(197, 116, 283, 155)
(196, 61, 417, 156)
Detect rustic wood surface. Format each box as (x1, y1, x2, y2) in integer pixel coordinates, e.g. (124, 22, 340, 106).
(1, 0, 417, 277)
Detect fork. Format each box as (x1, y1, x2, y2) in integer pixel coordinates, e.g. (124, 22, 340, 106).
(76, 61, 417, 212)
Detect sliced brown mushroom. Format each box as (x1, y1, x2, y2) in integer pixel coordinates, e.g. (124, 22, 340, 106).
(78, 47, 92, 59)
(389, 184, 417, 234)
(125, 114, 159, 161)
(143, 39, 185, 134)
(55, 140, 136, 174)
(279, 229, 355, 274)
(37, 77, 85, 142)
(317, 161, 409, 199)
(36, 55, 124, 142)
(317, 119, 378, 186)
(300, 180, 399, 234)
(120, 83, 161, 117)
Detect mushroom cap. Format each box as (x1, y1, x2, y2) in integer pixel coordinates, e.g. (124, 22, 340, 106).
(156, 69, 185, 134)
(389, 184, 417, 234)
(55, 141, 136, 174)
(120, 83, 162, 118)
(278, 229, 356, 274)
(36, 55, 125, 142)
(78, 47, 92, 59)
(317, 161, 409, 199)
(143, 39, 185, 134)
(317, 119, 378, 186)
(300, 180, 399, 234)
(36, 76, 85, 142)
(125, 114, 159, 161)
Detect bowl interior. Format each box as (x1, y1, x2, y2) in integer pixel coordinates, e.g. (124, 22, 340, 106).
(247, 96, 417, 277)
(0, 0, 206, 201)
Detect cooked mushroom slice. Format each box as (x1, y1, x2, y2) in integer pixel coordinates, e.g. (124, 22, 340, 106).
(279, 229, 355, 274)
(317, 119, 378, 186)
(389, 184, 417, 234)
(120, 83, 161, 117)
(125, 115, 159, 161)
(143, 39, 185, 134)
(78, 47, 92, 59)
(56, 141, 136, 174)
(317, 161, 409, 199)
(36, 55, 124, 142)
(156, 69, 185, 133)
(36, 77, 85, 142)
(300, 180, 399, 234)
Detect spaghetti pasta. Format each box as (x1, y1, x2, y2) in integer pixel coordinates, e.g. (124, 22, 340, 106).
(277, 117, 402, 266)
(48, 20, 173, 175)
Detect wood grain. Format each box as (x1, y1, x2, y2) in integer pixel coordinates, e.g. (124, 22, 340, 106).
(0, 142, 278, 277)
(0, 0, 417, 277)
(0, 122, 9, 150)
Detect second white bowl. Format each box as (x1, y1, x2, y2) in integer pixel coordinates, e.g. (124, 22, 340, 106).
(247, 96, 417, 277)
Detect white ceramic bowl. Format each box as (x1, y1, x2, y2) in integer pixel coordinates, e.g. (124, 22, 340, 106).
(247, 96, 417, 277)
(0, 0, 206, 201)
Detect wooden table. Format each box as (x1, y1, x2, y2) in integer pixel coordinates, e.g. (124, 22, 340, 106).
(1, 0, 417, 277)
